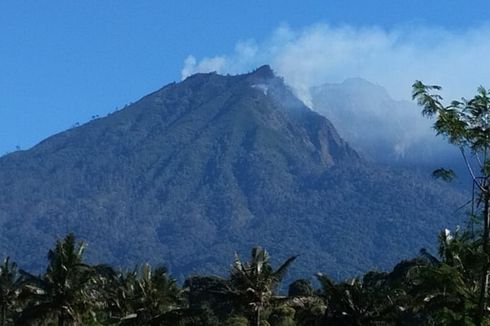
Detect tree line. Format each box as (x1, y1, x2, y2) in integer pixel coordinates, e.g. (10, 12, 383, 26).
(2, 83, 490, 325)
(0, 228, 488, 325)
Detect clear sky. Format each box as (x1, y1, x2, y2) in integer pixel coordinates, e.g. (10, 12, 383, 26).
(1, 1, 490, 154)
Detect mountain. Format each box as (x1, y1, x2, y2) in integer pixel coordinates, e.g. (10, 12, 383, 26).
(311, 78, 460, 167)
(0, 66, 465, 280)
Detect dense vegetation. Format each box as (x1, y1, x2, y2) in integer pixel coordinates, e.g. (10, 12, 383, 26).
(0, 66, 465, 281)
(1, 228, 489, 325)
(1, 74, 490, 324)
(412, 81, 490, 324)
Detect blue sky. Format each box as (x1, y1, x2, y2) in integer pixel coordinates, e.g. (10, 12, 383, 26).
(1, 1, 490, 154)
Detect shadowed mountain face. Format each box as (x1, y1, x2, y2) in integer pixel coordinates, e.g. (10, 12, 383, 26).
(0, 66, 465, 280)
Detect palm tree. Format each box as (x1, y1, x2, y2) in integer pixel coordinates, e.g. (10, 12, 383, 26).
(228, 246, 296, 326)
(0, 257, 21, 326)
(315, 263, 424, 325)
(97, 266, 138, 323)
(406, 229, 482, 324)
(102, 264, 184, 325)
(408, 262, 476, 325)
(316, 274, 371, 326)
(17, 233, 99, 326)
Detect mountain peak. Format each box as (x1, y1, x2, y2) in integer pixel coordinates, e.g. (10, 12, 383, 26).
(313, 78, 390, 101)
(249, 64, 275, 79)
(0, 65, 464, 282)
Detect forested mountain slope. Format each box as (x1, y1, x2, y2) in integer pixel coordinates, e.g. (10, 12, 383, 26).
(0, 66, 465, 279)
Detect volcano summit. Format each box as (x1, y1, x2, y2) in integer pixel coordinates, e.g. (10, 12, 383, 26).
(0, 66, 464, 279)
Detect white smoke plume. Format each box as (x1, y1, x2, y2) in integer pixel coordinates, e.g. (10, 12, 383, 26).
(181, 23, 490, 104)
(181, 23, 490, 163)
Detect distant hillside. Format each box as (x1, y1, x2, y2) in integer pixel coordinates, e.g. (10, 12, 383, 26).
(0, 66, 466, 280)
(311, 78, 460, 168)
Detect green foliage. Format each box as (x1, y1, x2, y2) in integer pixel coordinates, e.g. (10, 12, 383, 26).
(224, 315, 249, 326)
(432, 168, 456, 181)
(268, 305, 296, 326)
(0, 69, 466, 285)
(0, 257, 20, 326)
(413, 81, 490, 151)
(2, 231, 490, 325)
(17, 233, 98, 325)
(96, 264, 183, 325)
(287, 279, 313, 297)
(184, 275, 234, 322)
(413, 81, 490, 324)
(228, 247, 296, 325)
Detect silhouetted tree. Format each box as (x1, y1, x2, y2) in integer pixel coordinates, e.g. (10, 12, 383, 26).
(0, 257, 20, 326)
(17, 233, 98, 326)
(228, 247, 296, 326)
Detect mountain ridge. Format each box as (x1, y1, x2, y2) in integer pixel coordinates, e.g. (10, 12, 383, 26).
(311, 78, 459, 165)
(0, 66, 465, 280)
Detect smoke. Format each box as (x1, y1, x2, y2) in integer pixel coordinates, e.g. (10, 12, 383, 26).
(181, 23, 490, 104)
(181, 23, 490, 163)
